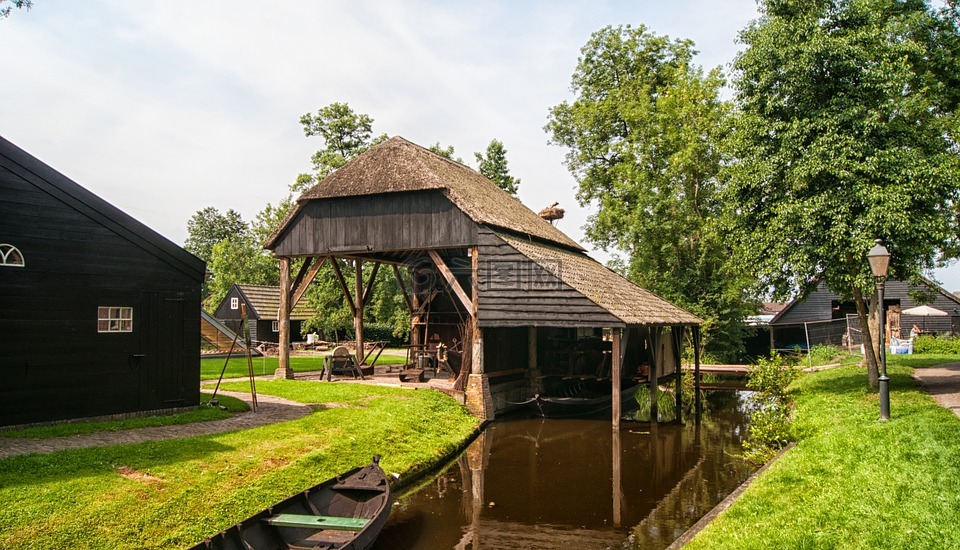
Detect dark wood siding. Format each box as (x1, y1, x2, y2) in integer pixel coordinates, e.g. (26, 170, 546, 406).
(773, 279, 960, 339)
(0, 161, 201, 426)
(271, 190, 478, 256)
(477, 228, 621, 328)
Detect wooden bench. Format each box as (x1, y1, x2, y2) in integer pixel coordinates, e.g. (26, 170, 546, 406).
(264, 514, 369, 531)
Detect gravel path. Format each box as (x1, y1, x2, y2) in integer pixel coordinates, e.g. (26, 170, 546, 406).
(0, 391, 311, 459)
(912, 361, 960, 420)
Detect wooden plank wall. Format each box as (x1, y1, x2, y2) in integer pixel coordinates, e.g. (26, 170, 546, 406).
(776, 279, 960, 334)
(0, 164, 201, 426)
(272, 190, 478, 256)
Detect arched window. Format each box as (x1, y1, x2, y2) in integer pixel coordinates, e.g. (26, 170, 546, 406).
(0, 244, 24, 267)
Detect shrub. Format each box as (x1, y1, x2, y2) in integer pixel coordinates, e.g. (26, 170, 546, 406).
(913, 334, 960, 355)
(743, 352, 800, 463)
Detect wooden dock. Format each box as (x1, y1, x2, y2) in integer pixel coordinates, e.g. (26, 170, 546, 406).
(682, 364, 751, 376)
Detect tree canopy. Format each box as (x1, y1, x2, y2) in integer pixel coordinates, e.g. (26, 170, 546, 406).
(546, 24, 755, 360)
(727, 0, 960, 383)
(294, 102, 387, 192)
(475, 139, 521, 195)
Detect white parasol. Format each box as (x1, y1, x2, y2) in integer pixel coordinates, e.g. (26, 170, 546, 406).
(902, 304, 948, 333)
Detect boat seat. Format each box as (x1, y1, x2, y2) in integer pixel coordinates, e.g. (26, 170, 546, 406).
(264, 514, 369, 531)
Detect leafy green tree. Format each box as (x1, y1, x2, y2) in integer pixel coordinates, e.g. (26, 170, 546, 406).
(294, 102, 388, 192)
(428, 142, 464, 163)
(546, 24, 755, 360)
(727, 0, 960, 386)
(184, 207, 246, 262)
(201, 198, 294, 311)
(474, 139, 520, 195)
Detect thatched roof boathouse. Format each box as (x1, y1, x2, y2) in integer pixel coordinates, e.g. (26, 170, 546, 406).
(265, 137, 702, 426)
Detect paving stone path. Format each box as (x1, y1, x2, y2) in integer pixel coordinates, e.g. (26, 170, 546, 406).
(0, 391, 311, 459)
(913, 361, 960, 420)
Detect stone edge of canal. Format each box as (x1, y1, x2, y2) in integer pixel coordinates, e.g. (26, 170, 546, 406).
(665, 441, 798, 549)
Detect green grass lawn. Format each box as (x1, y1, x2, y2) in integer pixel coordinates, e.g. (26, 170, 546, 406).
(200, 351, 408, 380)
(686, 355, 960, 549)
(0, 381, 477, 549)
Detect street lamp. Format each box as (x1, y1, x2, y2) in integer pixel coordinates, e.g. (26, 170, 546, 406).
(867, 239, 891, 421)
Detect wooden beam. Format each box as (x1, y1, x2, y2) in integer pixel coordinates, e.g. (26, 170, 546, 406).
(330, 259, 357, 316)
(361, 262, 381, 304)
(276, 257, 294, 379)
(427, 249, 474, 316)
(291, 256, 328, 308)
(694, 325, 702, 424)
(290, 257, 314, 295)
(392, 264, 413, 314)
(612, 328, 622, 431)
(354, 260, 365, 369)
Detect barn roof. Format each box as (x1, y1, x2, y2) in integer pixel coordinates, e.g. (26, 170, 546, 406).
(234, 284, 316, 321)
(266, 136, 583, 251)
(498, 232, 702, 326)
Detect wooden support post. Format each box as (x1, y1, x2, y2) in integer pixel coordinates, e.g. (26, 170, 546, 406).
(694, 325, 702, 424)
(673, 326, 683, 424)
(649, 326, 660, 422)
(612, 327, 622, 431)
(470, 246, 482, 375)
(275, 257, 295, 379)
(528, 326, 541, 394)
(354, 260, 365, 368)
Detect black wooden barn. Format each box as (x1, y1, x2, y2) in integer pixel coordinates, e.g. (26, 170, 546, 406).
(770, 278, 960, 351)
(0, 136, 205, 427)
(264, 137, 701, 425)
(213, 283, 316, 344)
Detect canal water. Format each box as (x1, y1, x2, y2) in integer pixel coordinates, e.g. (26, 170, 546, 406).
(373, 392, 754, 549)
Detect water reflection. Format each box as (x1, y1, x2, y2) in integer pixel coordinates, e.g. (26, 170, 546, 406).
(373, 392, 753, 550)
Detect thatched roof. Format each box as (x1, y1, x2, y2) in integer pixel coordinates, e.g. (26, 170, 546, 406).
(498, 232, 702, 326)
(266, 136, 583, 251)
(235, 284, 315, 321)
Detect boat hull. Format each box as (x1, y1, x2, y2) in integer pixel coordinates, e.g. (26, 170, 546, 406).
(530, 381, 641, 418)
(192, 456, 391, 550)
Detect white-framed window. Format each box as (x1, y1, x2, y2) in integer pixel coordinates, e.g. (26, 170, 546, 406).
(230, 297, 239, 310)
(0, 243, 24, 267)
(98, 307, 133, 333)
(272, 320, 279, 332)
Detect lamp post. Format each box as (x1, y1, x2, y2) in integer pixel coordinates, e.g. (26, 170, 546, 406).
(867, 239, 891, 421)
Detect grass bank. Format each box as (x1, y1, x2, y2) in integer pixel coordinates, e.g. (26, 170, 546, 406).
(200, 352, 406, 380)
(0, 380, 477, 549)
(687, 356, 960, 548)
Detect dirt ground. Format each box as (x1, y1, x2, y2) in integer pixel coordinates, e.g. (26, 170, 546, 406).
(912, 361, 960, 420)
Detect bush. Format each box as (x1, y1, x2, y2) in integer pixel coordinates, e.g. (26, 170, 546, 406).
(913, 334, 960, 355)
(743, 352, 800, 463)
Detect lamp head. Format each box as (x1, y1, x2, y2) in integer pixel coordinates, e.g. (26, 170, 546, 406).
(867, 239, 891, 278)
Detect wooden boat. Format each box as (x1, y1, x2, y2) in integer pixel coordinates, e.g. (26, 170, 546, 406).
(530, 380, 642, 418)
(192, 455, 391, 550)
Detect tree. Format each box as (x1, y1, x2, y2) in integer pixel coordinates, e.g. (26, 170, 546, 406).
(0, 0, 31, 19)
(727, 0, 960, 387)
(474, 139, 520, 195)
(201, 198, 294, 310)
(184, 207, 246, 262)
(545, 25, 755, 360)
(428, 142, 464, 163)
(294, 102, 387, 192)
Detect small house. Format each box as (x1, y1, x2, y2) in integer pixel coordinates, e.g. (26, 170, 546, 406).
(769, 278, 960, 351)
(214, 284, 316, 345)
(0, 136, 205, 427)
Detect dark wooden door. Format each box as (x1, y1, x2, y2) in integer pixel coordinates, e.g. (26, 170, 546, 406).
(139, 292, 187, 410)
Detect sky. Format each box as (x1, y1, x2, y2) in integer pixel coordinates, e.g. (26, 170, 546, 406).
(2, 0, 958, 292)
